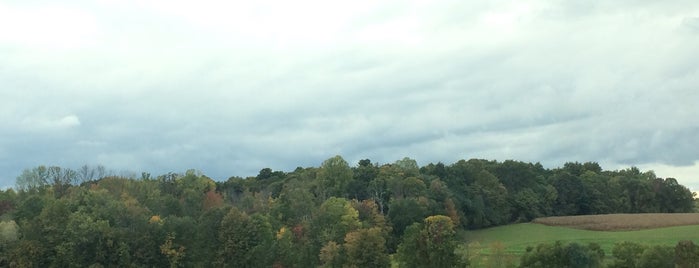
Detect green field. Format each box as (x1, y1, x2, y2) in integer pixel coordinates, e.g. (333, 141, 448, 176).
(464, 223, 699, 255)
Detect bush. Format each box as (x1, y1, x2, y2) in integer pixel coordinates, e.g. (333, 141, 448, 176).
(519, 241, 604, 268)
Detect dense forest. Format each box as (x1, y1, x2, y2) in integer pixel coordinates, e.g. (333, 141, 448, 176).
(0, 156, 696, 267)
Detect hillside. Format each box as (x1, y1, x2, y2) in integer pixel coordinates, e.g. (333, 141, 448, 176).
(1, 158, 696, 267)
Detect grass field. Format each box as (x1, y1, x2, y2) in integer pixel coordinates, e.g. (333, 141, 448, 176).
(461, 214, 699, 266)
(464, 223, 699, 256)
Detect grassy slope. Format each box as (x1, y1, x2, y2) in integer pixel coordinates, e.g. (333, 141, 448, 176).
(464, 223, 699, 255)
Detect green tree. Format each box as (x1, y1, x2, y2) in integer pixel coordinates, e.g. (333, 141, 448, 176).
(368, 171, 390, 215)
(317, 155, 353, 200)
(675, 240, 699, 268)
(551, 172, 589, 215)
(15, 165, 50, 192)
(0, 220, 18, 244)
(387, 198, 427, 239)
(6, 240, 47, 267)
(0, 189, 16, 217)
(638, 245, 674, 268)
(610, 241, 646, 268)
(394, 157, 420, 177)
(467, 170, 509, 227)
(389, 176, 426, 200)
(216, 207, 273, 267)
(312, 197, 360, 245)
(189, 207, 227, 266)
(348, 159, 378, 200)
(520, 241, 604, 268)
(343, 227, 390, 268)
(318, 241, 343, 268)
(396, 215, 461, 268)
(271, 178, 315, 225)
(510, 188, 544, 222)
(655, 178, 695, 213)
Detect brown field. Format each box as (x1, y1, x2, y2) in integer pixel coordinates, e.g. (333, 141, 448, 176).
(532, 213, 699, 231)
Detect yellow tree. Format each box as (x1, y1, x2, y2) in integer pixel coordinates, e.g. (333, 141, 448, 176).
(160, 232, 185, 268)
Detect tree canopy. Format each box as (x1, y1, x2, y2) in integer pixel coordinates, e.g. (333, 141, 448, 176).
(0, 157, 695, 266)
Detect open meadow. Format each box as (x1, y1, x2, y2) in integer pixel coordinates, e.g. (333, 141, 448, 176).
(464, 213, 699, 264)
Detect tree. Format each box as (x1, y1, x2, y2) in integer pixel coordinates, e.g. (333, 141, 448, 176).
(6, 158, 699, 267)
(610, 241, 646, 268)
(579, 171, 613, 214)
(389, 176, 426, 200)
(655, 178, 695, 213)
(312, 197, 360, 245)
(638, 245, 674, 268)
(216, 207, 273, 267)
(348, 159, 378, 200)
(0, 220, 18, 246)
(510, 188, 544, 222)
(491, 160, 541, 192)
(257, 168, 273, 180)
(317, 156, 354, 200)
(520, 241, 604, 268)
(396, 223, 428, 268)
(15, 166, 50, 191)
(675, 240, 699, 268)
(350, 199, 390, 236)
(202, 189, 224, 211)
(396, 215, 462, 268)
(617, 169, 658, 213)
(52, 211, 118, 267)
(343, 227, 390, 268)
(467, 170, 509, 227)
(394, 157, 420, 177)
(160, 232, 186, 268)
(387, 198, 427, 239)
(368, 172, 390, 215)
(271, 178, 315, 225)
(77, 164, 100, 184)
(5, 240, 47, 267)
(551, 171, 589, 215)
(318, 241, 342, 268)
(189, 207, 227, 266)
(47, 166, 77, 198)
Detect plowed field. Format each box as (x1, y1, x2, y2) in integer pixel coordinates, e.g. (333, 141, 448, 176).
(532, 213, 699, 231)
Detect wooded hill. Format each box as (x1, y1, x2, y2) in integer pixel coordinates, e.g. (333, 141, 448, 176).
(0, 156, 695, 267)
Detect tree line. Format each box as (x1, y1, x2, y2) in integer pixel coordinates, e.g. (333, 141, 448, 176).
(518, 240, 699, 268)
(0, 156, 695, 267)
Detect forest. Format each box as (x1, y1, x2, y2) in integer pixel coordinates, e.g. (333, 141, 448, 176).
(0, 156, 696, 267)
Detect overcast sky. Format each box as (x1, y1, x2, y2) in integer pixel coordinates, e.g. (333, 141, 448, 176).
(1, 0, 698, 190)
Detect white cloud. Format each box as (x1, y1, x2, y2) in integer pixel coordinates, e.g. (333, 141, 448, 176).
(1, 0, 698, 186)
(635, 161, 699, 192)
(20, 115, 81, 130)
(0, 3, 100, 49)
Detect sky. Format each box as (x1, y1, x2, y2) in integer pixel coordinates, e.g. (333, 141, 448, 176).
(1, 0, 698, 190)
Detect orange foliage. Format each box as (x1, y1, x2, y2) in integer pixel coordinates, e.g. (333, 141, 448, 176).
(202, 190, 224, 210)
(445, 198, 460, 226)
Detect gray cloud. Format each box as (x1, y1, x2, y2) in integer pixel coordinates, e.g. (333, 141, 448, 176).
(1, 0, 699, 188)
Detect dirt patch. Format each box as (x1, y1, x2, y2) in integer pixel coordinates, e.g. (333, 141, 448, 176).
(532, 213, 699, 231)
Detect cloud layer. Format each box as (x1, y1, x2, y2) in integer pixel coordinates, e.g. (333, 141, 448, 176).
(1, 0, 698, 189)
